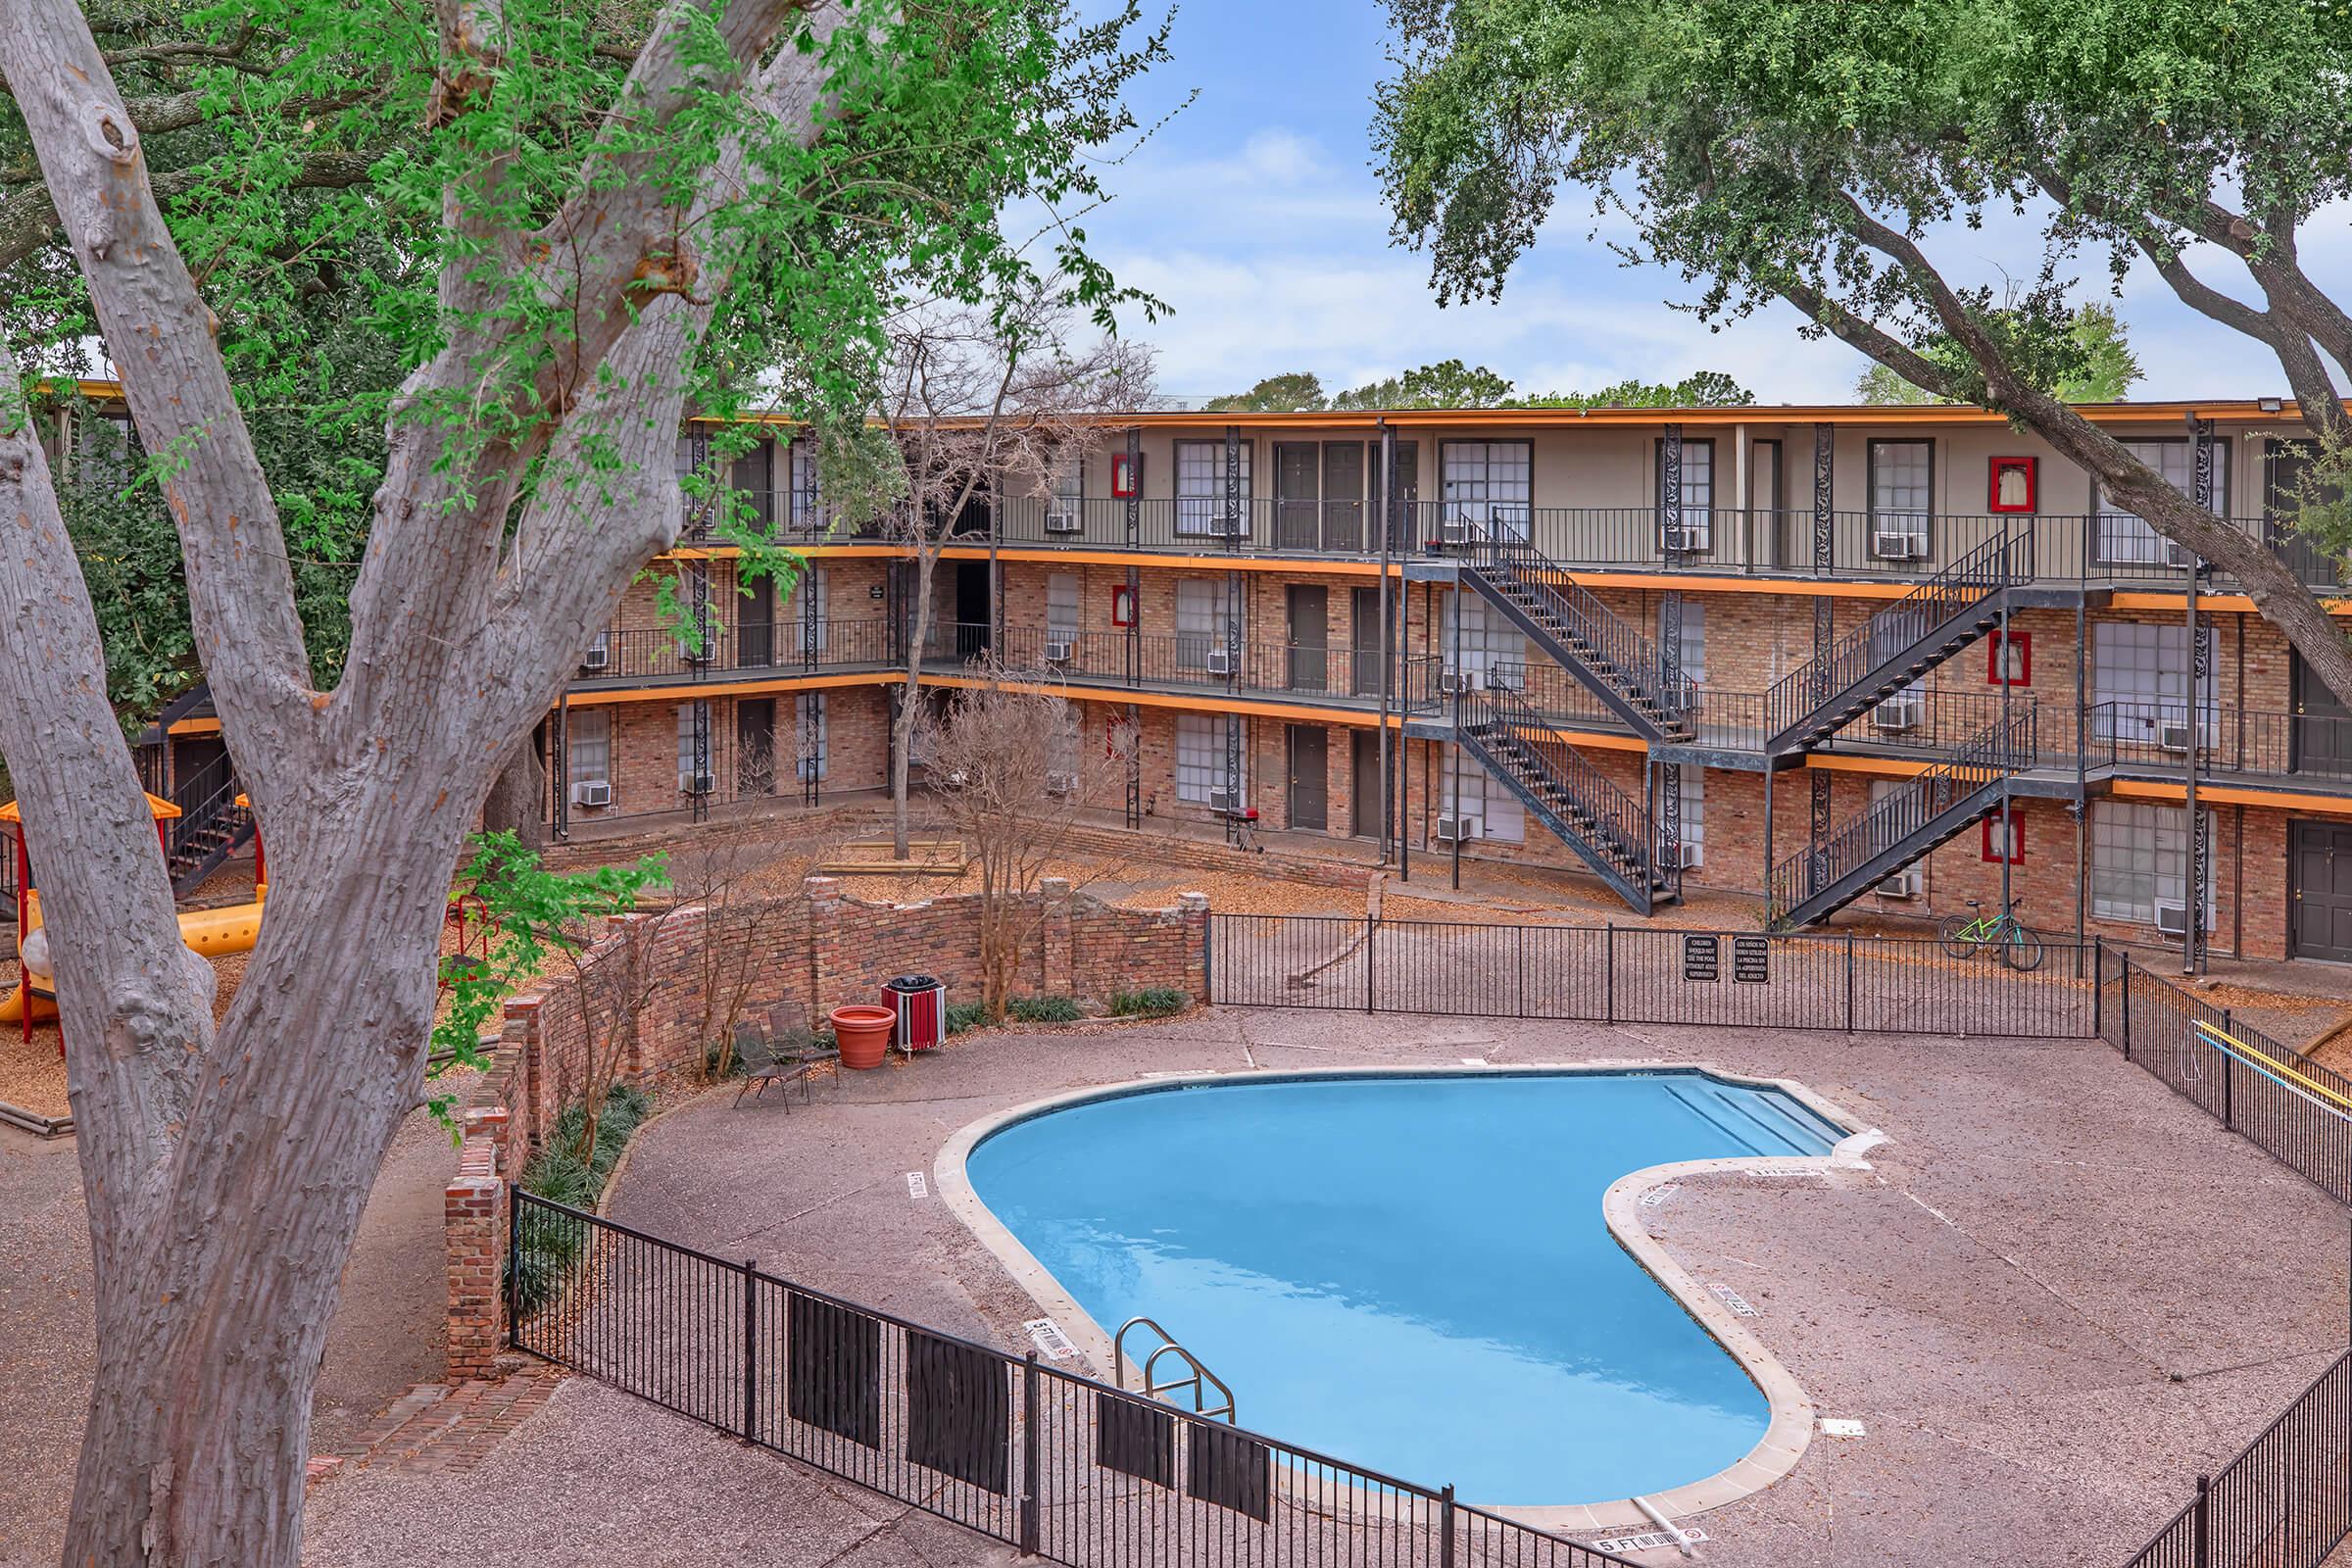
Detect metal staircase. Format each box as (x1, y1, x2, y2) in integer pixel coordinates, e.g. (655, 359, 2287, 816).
(1765, 707, 2036, 929)
(1459, 535, 1693, 743)
(1456, 681, 1679, 913)
(1762, 528, 2031, 755)
(166, 755, 255, 897)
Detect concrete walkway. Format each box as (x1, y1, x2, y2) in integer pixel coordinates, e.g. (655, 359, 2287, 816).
(308, 1004, 2347, 1568)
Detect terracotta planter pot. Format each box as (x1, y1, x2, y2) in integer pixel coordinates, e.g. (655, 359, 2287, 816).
(830, 1004, 896, 1070)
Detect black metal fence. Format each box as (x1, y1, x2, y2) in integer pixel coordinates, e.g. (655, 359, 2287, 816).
(2121, 1349, 2352, 1568)
(1209, 913, 2100, 1040)
(510, 1192, 1640, 1568)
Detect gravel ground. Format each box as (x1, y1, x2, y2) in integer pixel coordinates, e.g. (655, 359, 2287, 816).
(294, 1005, 2352, 1568)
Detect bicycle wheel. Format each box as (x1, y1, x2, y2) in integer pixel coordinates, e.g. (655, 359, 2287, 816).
(1937, 913, 1983, 960)
(2000, 922, 2046, 972)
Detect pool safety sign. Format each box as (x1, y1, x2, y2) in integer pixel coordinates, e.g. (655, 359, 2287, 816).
(1682, 934, 1719, 981)
(1023, 1318, 1079, 1359)
(1732, 936, 1770, 983)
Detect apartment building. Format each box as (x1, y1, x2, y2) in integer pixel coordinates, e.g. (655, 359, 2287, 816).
(112, 391, 2352, 965)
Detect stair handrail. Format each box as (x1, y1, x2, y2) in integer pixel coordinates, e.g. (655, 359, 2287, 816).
(1462, 677, 1670, 897)
(1761, 526, 2030, 746)
(1465, 533, 1693, 723)
(1766, 704, 2037, 923)
(167, 752, 246, 866)
(1112, 1316, 1237, 1424)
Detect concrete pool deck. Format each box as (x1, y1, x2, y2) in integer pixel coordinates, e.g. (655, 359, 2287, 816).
(313, 1004, 2349, 1566)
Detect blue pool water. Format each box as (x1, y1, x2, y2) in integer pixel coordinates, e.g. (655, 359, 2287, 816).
(964, 1069, 1841, 1505)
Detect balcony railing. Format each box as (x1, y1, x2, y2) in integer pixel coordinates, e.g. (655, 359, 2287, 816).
(916, 621, 1446, 711)
(2086, 701, 2352, 786)
(575, 617, 897, 683)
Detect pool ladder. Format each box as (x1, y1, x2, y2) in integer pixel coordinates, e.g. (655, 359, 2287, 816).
(1112, 1317, 1237, 1425)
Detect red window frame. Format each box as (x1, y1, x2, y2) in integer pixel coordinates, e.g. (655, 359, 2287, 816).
(1110, 583, 1137, 628)
(1988, 455, 2036, 514)
(1109, 452, 1141, 500)
(1986, 628, 2031, 686)
(1981, 812, 2027, 863)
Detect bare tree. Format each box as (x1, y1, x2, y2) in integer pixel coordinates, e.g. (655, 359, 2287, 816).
(858, 292, 1153, 861)
(920, 663, 1129, 1021)
(0, 0, 1165, 1557)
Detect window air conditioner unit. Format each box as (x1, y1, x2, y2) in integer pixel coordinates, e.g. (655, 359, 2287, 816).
(1662, 526, 1707, 554)
(1872, 529, 1928, 561)
(1439, 518, 1474, 546)
(1435, 813, 1481, 844)
(1439, 668, 1475, 697)
(679, 771, 714, 796)
(1045, 769, 1078, 796)
(1043, 638, 1074, 663)
(1872, 695, 1925, 733)
(571, 780, 612, 808)
(1205, 648, 1235, 676)
(1875, 865, 1923, 900)
(1208, 789, 1239, 812)
(578, 642, 611, 672)
(2164, 541, 2194, 568)
(2155, 901, 2195, 938)
(1660, 840, 1701, 870)
(680, 644, 713, 666)
(1044, 509, 1083, 534)
(1209, 513, 1247, 539)
(2158, 722, 2199, 755)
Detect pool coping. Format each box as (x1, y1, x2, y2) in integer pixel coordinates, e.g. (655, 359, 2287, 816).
(932, 1059, 1884, 1536)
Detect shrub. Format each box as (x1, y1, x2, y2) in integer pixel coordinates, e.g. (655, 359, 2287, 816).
(946, 1001, 990, 1035)
(509, 1083, 654, 1315)
(1008, 995, 1084, 1024)
(1109, 987, 1187, 1018)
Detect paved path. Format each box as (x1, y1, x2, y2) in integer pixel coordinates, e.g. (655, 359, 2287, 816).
(310, 1005, 2349, 1568)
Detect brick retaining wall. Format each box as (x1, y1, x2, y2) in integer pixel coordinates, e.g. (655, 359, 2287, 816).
(442, 878, 1208, 1377)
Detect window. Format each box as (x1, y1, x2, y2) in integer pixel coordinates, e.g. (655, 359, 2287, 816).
(1047, 572, 1080, 643)
(795, 694, 827, 780)
(1441, 441, 1532, 541)
(2096, 439, 2232, 564)
(1662, 600, 1704, 689)
(676, 702, 710, 789)
(1655, 438, 1714, 550)
(1442, 591, 1528, 688)
(1987, 628, 2030, 686)
(789, 438, 823, 531)
(79, 413, 138, 493)
(567, 710, 612, 784)
(2091, 621, 2215, 744)
(1175, 578, 1230, 668)
(2090, 801, 2216, 927)
(1869, 439, 1934, 546)
(1989, 456, 2036, 514)
(1175, 713, 1235, 804)
(1049, 449, 1084, 526)
(1442, 756, 1524, 842)
(1675, 768, 1704, 865)
(1870, 605, 1926, 706)
(1047, 704, 1080, 790)
(1175, 440, 1250, 536)
(1982, 810, 2026, 863)
(783, 566, 829, 655)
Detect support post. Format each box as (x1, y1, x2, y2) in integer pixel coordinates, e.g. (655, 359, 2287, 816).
(504, 1181, 521, 1349)
(741, 1258, 759, 1443)
(1439, 1484, 1456, 1568)
(1363, 912, 1376, 1014)
(1020, 1352, 1043, 1556)
(1845, 931, 1857, 1032)
(1604, 923, 1616, 1023)
(2186, 552, 2206, 976)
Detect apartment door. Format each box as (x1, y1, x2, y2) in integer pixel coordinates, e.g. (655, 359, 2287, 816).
(736, 698, 777, 795)
(740, 571, 775, 667)
(954, 561, 992, 660)
(1287, 725, 1329, 831)
(1350, 729, 1382, 838)
(2268, 437, 2344, 589)
(2291, 821, 2352, 962)
(1275, 443, 1322, 552)
(1350, 586, 1383, 698)
(1386, 441, 1420, 550)
(2293, 653, 2352, 777)
(1322, 443, 1365, 553)
(1287, 584, 1329, 693)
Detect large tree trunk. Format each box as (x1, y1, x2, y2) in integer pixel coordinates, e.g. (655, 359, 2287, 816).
(482, 727, 547, 852)
(892, 544, 943, 860)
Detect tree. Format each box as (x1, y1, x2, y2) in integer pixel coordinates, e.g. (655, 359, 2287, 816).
(1203, 369, 1325, 412)
(918, 662, 1127, 1021)
(1375, 0, 2352, 707)
(0, 1, 1167, 1560)
(847, 290, 1152, 861)
(1517, 370, 1755, 409)
(1855, 304, 2143, 406)
(1329, 357, 1514, 409)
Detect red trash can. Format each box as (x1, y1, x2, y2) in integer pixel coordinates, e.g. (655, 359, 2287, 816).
(886, 974, 946, 1053)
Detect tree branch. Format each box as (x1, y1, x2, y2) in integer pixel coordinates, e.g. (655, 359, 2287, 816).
(0, 148, 380, 273)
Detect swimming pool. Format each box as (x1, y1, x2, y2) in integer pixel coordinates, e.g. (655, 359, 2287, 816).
(959, 1068, 1844, 1507)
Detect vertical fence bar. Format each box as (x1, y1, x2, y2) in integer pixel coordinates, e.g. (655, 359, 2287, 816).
(2122, 953, 2133, 1060)
(1364, 913, 1376, 1014)
(740, 1257, 758, 1442)
(1019, 1351, 1040, 1556)
(2092, 938, 2104, 1039)
(505, 1180, 520, 1349)
(1844, 931, 1857, 1032)
(2196, 1472, 2212, 1568)
(1440, 1482, 1456, 1568)
(1604, 923, 1616, 1023)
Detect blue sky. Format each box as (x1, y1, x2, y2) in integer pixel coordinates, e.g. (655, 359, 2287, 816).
(1063, 2, 2349, 406)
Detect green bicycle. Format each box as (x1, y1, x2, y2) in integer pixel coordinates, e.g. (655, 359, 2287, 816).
(1937, 899, 2045, 972)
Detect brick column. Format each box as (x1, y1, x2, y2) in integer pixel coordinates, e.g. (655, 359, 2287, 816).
(1041, 877, 1074, 997)
(1178, 892, 1210, 1002)
(502, 995, 544, 1150)
(443, 1107, 510, 1380)
(805, 875, 842, 1016)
